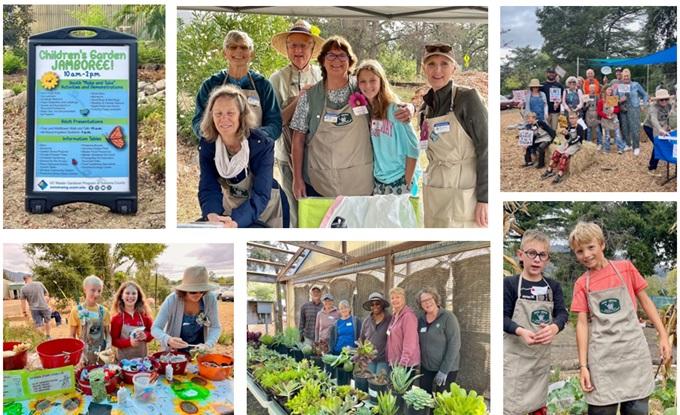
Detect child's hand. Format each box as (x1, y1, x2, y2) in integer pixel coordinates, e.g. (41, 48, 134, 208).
(394, 104, 415, 123)
(533, 323, 559, 344)
(579, 366, 594, 392)
(659, 338, 672, 364)
(515, 327, 536, 345)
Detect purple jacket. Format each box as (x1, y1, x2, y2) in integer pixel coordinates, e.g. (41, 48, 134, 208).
(386, 305, 420, 367)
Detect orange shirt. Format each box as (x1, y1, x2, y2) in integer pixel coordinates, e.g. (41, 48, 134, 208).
(571, 260, 647, 313)
(582, 78, 601, 96)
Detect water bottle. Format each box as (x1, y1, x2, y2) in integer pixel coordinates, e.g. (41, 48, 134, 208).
(165, 363, 173, 382)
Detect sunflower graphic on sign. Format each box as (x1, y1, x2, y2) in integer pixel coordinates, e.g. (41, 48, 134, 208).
(40, 71, 59, 89)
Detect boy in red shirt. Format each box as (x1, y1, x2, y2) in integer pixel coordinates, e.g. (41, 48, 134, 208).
(570, 222, 671, 415)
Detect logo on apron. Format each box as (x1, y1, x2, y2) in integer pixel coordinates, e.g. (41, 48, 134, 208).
(599, 298, 621, 314)
(336, 113, 353, 127)
(530, 309, 551, 325)
(229, 184, 249, 198)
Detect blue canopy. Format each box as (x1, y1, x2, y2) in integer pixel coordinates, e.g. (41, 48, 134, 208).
(588, 45, 677, 66)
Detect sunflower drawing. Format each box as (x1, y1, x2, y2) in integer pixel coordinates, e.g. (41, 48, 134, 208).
(40, 71, 59, 89)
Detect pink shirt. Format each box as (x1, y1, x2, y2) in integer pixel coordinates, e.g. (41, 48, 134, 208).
(386, 305, 420, 367)
(571, 260, 648, 313)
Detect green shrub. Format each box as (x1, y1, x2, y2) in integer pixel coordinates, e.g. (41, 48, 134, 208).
(138, 98, 165, 122)
(3, 50, 26, 74)
(178, 105, 197, 145)
(138, 41, 165, 66)
(377, 45, 417, 82)
(218, 332, 233, 346)
(2, 320, 45, 350)
(147, 153, 165, 179)
(4, 79, 27, 95)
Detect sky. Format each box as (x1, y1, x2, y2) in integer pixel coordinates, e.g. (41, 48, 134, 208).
(500, 7, 542, 61)
(3, 244, 234, 281)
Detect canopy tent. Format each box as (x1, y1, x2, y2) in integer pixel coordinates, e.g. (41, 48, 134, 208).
(587, 45, 677, 66)
(176, 6, 487, 23)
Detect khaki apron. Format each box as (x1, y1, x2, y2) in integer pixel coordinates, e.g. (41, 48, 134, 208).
(503, 277, 554, 415)
(218, 170, 282, 228)
(78, 304, 108, 365)
(116, 312, 148, 361)
(306, 100, 373, 196)
(223, 73, 263, 127)
(584, 263, 654, 406)
(423, 88, 477, 228)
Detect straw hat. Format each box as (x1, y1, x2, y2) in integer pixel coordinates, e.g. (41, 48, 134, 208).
(362, 292, 390, 311)
(175, 266, 218, 292)
(271, 20, 325, 58)
(651, 89, 674, 101)
(528, 78, 542, 88)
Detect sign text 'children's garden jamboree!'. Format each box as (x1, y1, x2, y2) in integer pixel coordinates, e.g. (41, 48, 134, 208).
(33, 45, 130, 193)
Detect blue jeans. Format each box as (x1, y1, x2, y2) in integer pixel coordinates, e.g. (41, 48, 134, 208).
(620, 106, 642, 149)
(587, 126, 600, 146)
(368, 361, 389, 376)
(601, 128, 624, 152)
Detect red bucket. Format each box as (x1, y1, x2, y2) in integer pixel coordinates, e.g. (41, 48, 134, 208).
(36, 338, 85, 368)
(3, 342, 29, 370)
(151, 351, 190, 375)
(76, 365, 121, 395)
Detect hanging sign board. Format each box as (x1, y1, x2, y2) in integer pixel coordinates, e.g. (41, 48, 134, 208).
(26, 27, 137, 214)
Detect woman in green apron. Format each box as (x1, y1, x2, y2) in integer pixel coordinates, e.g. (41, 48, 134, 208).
(569, 222, 672, 415)
(420, 43, 488, 228)
(198, 85, 286, 227)
(289, 36, 373, 198)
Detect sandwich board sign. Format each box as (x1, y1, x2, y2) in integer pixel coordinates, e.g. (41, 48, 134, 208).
(26, 27, 137, 214)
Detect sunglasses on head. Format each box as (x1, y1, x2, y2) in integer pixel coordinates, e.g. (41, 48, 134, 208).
(425, 44, 452, 53)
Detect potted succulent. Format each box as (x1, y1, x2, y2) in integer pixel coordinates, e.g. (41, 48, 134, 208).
(368, 369, 390, 404)
(374, 391, 399, 415)
(310, 340, 328, 368)
(271, 380, 301, 408)
(433, 383, 487, 415)
(331, 348, 354, 386)
(352, 339, 377, 392)
(403, 386, 435, 415)
(322, 353, 339, 378)
(286, 380, 322, 415)
(259, 334, 275, 349)
(390, 365, 422, 411)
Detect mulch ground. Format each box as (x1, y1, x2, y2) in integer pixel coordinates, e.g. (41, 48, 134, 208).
(500, 109, 676, 192)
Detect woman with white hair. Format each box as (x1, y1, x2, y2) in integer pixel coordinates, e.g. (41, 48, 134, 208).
(561, 76, 585, 114)
(68, 275, 111, 365)
(386, 287, 420, 368)
(328, 300, 362, 354)
(193, 30, 282, 144)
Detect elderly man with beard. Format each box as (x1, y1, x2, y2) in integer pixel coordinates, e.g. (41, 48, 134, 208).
(269, 21, 324, 227)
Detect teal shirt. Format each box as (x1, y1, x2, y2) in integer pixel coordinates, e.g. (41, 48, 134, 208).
(371, 103, 420, 184)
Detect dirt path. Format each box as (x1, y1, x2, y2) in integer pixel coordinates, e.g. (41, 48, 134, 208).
(500, 109, 676, 192)
(3, 79, 166, 229)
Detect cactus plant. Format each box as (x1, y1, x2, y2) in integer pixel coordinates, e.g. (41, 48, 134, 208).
(390, 365, 422, 394)
(404, 386, 435, 410)
(373, 391, 399, 415)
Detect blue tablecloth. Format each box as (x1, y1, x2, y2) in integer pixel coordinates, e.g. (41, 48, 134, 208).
(654, 131, 677, 164)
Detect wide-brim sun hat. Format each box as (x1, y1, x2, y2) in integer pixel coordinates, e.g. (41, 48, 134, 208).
(175, 266, 219, 292)
(652, 89, 674, 100)
(272, 20, 325, 58)
(528, 78, 542, 88)
(362, 292, 390, 311)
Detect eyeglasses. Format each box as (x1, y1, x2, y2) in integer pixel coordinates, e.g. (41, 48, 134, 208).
(325, 52, 349, 62)
(287, 42, 312, 50)
(425, 44, 452, 53)
(521, 249, 550, 262)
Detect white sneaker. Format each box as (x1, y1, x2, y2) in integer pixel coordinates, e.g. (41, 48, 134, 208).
(633, 148, 640, 156)
(596, 145, 602, 151)
(624, 145, 632, 152)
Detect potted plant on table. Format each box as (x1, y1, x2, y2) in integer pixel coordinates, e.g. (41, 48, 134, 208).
(403, 386, 435, 415)
(352, 339, 377, 392)
(368, 369, 390, 404)
(390, 365, 422, 411)
(374, 391, 399, 415)
(332, 347, 354, 386)
(433, 383, 487, 415)
(272, 380, 302, 408)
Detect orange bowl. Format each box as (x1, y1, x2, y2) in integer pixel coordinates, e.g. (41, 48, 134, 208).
(197, 354, 233, 381)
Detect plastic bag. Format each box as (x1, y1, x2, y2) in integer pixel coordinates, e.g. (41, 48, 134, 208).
(319, 194, 418, 228)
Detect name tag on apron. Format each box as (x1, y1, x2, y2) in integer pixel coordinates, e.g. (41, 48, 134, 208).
(346, 322, 353, 327)
(531, 286, 548, 296)
(386, 329, 391, 336)
(353, 105, 368, 116)
(247, 95, 261, 107)
(324, 112, 339, 123)
(433, 122, 450, 134)
(329, 316, 335, 320)
(420, 327, 427, 333)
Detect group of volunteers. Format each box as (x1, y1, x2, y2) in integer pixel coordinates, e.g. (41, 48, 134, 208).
(298, 285, 461, 394)
(20, 266, 222, 366)
(192, 20, 489, 228)
(518, 67, 676, 184)
(504, 224, 672, 415)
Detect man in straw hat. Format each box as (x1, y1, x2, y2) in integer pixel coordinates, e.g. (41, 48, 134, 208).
(270, 21, 324, 227)
(643, 88, 676, 175)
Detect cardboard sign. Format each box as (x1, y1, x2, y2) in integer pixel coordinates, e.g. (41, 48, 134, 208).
(554, 65, 566, 78)
(606, 96, 619, 107)
(3, 366, 76, 402)
(618, 83, 631, 94)
(512, 89, 526, 103)
(549, 87, 562, 102)
(518, 130, 534, 147)
(26, 27, 138, 214)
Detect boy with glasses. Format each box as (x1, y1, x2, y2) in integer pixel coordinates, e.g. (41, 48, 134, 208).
(504, 230, 568, 415)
